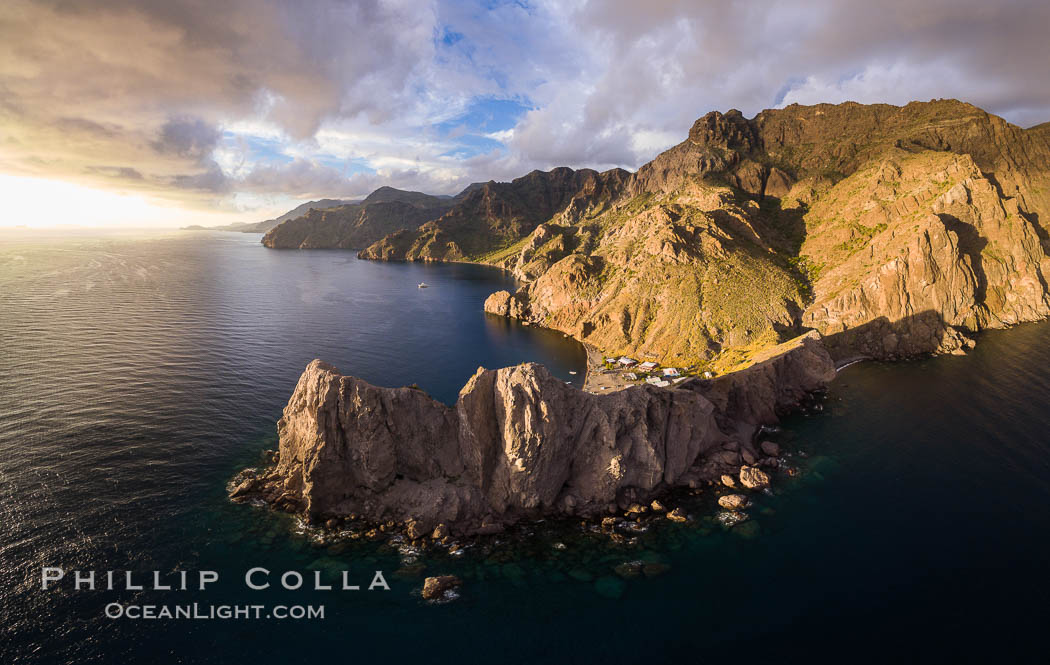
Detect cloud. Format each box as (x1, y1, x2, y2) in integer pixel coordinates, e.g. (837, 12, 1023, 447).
(1, 0, 1049, 223)
(170, 163, 229, 193)
(0, 0, 439, 210)
(84, 166, 145, 181)
(503, 0, 1050, 174)
(153, 117, 222, 159)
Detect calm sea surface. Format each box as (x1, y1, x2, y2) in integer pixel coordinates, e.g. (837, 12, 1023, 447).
(2, 229, 1049, 663)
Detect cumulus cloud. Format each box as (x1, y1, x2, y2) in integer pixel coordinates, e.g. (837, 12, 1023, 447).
(1, 0, 1048, 222)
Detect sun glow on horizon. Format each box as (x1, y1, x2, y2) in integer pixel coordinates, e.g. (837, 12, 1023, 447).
(0, 174, 249, 229)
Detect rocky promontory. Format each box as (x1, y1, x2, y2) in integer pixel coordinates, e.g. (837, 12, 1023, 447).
(234, 99, 1050, 540)
(231, 332, 835, 536)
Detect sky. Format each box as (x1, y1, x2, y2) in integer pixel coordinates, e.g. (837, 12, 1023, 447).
(2, 0, 1049, 228)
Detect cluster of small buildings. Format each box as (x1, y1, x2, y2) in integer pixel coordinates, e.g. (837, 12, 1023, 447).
(604, 356, 693, 389)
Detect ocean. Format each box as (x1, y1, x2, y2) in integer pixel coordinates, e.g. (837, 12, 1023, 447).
(2, 229, 1048, 663)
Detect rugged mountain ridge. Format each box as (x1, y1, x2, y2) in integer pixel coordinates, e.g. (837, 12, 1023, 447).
(359, 167, 631, 261)
(262, 187, 455, 249)
(232, 333, 835, 535)
(362, 100, 1050, 364)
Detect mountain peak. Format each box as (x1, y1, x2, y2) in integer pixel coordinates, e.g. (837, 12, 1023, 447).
(361, 186, 437, 206)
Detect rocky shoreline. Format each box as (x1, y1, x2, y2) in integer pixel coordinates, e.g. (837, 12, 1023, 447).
(225, 98, 1050, 600)
(229, 331, 835, 541)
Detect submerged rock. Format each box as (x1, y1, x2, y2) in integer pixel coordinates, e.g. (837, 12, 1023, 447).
(732, 521, 761, 539)
(642, 562, 670, 577)
(716, 511, 749, 528)
(594, 576, 626, 599)
(394, 563, 426, 579)
(614, 561, 644, 579)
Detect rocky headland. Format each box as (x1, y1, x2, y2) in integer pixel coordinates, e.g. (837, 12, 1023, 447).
(234, 99, 1050, 539)
(231, 332, 834, 536)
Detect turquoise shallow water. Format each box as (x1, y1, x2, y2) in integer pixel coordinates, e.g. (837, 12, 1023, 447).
(2, 229, 1050, 663)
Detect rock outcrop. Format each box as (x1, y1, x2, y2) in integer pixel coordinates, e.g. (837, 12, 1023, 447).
(421, 575, 461, 600)
(738, 466, 771, 490)
(233, 332, 834, 535)
(718, 494, 749, 510)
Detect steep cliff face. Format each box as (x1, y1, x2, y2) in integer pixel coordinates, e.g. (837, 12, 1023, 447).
(262, 188, 453, 249)
(796, 150, 1050, 358)
(233, 333, 834, 534)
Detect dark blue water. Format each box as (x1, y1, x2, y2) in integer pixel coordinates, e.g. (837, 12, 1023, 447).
(2, 229, 1049, 664)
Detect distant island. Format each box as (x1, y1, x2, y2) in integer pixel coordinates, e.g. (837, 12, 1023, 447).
(259, 186, 469, 250)
(232, 99, 1050, 538)
(182, 198, 354, 234)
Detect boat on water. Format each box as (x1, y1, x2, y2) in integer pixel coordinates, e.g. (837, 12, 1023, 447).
(418, 282, 429, 288)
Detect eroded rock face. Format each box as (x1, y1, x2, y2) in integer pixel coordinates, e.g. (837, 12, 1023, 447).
(801, 151, 1050, 359)
(236, 333, 835, 535)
